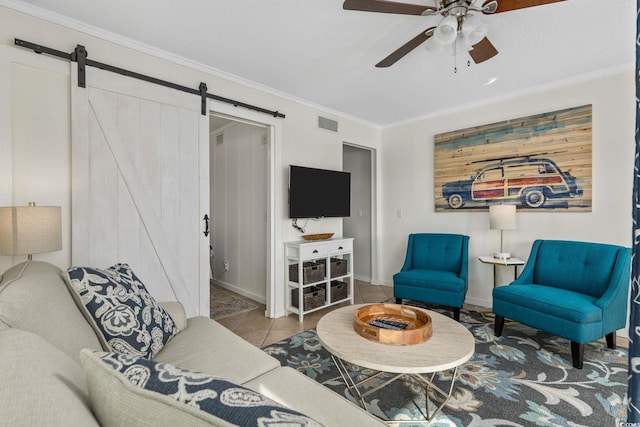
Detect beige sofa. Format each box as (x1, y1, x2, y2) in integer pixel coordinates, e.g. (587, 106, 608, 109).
(0, 260, 385, 426)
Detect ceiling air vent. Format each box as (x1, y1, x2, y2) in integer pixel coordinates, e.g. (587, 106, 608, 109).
(318, 116, 339, 133)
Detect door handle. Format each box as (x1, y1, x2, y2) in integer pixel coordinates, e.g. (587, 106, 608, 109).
(203, 214, 209, 237)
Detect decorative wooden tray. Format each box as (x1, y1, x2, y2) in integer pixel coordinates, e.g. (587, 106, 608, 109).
(302, 233, 334, 241)
(353, 304, 432, 346)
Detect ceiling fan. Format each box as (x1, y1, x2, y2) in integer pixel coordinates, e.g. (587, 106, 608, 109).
(343, 0, 566, 67)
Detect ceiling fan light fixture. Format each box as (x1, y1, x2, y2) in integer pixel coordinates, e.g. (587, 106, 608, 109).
(434, 15, 458, 45)
(424, 36, 448, 55)
(455, 33, 472, 53)
(427, 8, 489, 59)
(461, 14, 488, 45)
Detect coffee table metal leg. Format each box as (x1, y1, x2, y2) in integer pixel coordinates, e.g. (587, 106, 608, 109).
(331, 354, 368, 408)
(331, 355, 404, 409)
(331, 354, 460, 425)
(384, 368, 460, 425)
(409, 366, 459, 423)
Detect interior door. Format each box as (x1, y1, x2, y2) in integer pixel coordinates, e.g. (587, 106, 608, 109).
(71, 66, 209, 317)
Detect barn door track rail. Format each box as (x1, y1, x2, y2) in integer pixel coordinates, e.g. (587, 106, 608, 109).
(14, 38, 285, 118)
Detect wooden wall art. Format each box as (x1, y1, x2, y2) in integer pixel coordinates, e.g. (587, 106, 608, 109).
(434, 105, 592, 212)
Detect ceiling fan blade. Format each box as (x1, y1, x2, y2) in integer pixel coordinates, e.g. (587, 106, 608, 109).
(469, 37, 498, 64)
(376, 27, 435, 68)
(482, 0, 565, 14)
(343, 0, 436, 16)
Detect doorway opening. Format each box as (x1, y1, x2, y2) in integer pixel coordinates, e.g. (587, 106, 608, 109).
(208, 107, 282, 319)
(343, 143, 376, 284)
(209, 115, 267, 306)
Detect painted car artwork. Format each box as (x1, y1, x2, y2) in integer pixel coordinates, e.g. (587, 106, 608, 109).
(434, 105, 592, 212)
(442, 154, 584, 209)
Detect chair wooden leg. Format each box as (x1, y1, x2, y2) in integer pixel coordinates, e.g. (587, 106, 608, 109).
(452, 307, 460, 321)
(395, 298, 402, 304)
(571, 342, 584, 369)
(606, 332, 616, 349)
(494, 315, 505, 336)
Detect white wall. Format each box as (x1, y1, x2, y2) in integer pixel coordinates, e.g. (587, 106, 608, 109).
(0, 45, 71, 273)
(379, 68, 635, 308)
(0, 6, 382, 317)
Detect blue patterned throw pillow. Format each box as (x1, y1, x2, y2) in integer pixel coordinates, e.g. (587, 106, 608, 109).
(80, 350, 323, 427)
(64, 264, 178, 358)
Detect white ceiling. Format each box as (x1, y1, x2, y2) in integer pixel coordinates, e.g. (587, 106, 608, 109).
(10, 0, 636, 127)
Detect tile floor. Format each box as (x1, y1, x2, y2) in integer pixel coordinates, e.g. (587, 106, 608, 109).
(214, 282, 628, 349)
(215, 280, 395, 348)
(215, 281, 486, 348)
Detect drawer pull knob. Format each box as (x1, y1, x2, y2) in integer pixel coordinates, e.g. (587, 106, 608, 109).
(312, 250, 318, 254)
(338, 246, 343, 250)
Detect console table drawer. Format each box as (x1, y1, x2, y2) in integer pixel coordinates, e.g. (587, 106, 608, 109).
(328, 240, 352, 255)
(300, 245, 328, 259)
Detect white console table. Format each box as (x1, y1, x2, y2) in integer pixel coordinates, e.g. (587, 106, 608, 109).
(285, 237, 354, 322)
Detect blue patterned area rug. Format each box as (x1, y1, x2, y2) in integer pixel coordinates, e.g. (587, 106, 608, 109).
(262, 305, 628, 426)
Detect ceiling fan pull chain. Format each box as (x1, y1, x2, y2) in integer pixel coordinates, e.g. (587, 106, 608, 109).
(453, 41, 458, 73)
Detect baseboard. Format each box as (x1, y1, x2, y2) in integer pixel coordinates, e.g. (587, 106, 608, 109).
(353, 274, 371, 282)
(212, 279, 266, 305)
(464, 296, 491, 309)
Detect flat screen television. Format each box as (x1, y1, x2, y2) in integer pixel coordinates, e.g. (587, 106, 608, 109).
(289, 165, 351, 218)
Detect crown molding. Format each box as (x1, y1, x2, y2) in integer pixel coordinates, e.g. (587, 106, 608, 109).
(0, 0, 381, 129)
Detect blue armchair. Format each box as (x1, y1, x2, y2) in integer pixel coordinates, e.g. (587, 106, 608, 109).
(493, 239, 631, 369)
(393, 233, 470, 321)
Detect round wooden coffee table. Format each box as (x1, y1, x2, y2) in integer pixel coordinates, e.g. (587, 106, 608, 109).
(316, 304, 475, 424)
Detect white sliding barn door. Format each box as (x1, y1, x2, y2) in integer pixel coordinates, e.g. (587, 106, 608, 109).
(71, 67, 209, 317)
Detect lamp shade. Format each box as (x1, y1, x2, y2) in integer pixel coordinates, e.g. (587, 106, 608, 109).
(489, 204, 516, 231)
(0, 203, 62, 256)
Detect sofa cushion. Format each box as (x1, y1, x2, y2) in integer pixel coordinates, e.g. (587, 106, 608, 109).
(65, 263, 178, 358)
(159, 301, 188, 331)
(80, 350, 323, 427)
(245, 366, 387, 426)
(533, 240, 620, 297)
(493, 284, 602, 323)
(0, 329, 100, 427)
(0, 260, 102, 363)
(393, 269, 465, 291)
(154, 316, 281, 384)
(409, 233, 464, 273)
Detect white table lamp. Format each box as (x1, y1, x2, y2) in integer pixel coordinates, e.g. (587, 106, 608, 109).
(0, 202, 62, 260)
(489, 204, 516, 260)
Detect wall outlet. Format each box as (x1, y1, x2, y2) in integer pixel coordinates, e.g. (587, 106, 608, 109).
(223, 260, 229, 271)
(397, 209, 403, 218)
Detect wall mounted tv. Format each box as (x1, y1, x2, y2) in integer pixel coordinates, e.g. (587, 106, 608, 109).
(289, 165, 351, 219)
